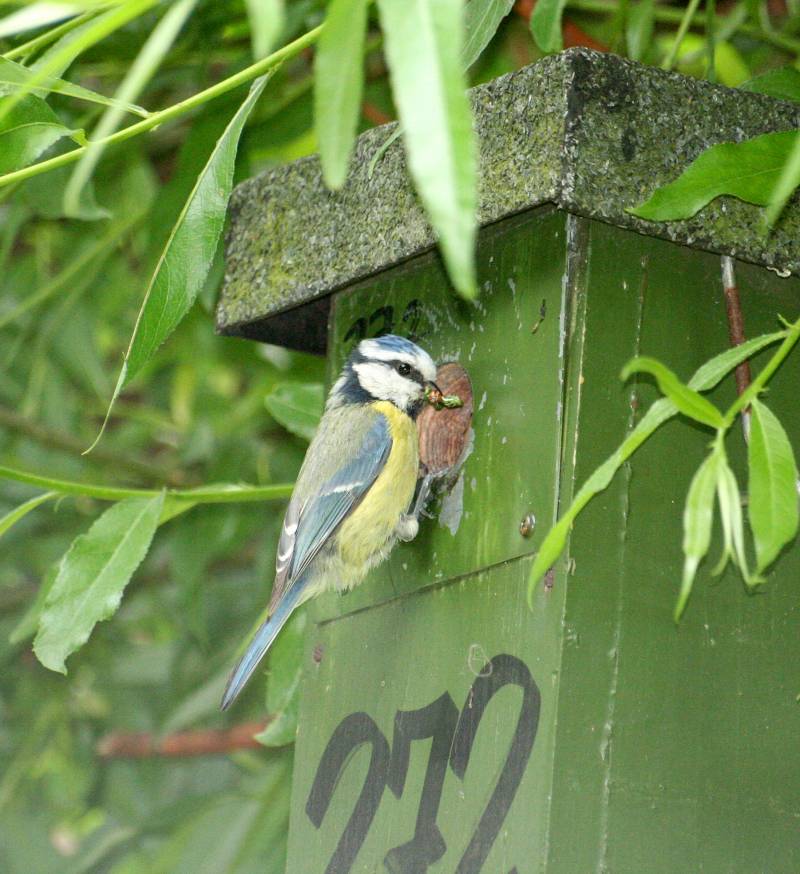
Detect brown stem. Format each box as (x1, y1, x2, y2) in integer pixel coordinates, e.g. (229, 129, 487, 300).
(720, 256, 752, 442)
(720, 257, 752, 398)
(361, 101, 393, 126)
(96, 720, 271, 759)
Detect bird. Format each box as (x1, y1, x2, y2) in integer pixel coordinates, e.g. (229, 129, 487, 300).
(220, 334, 441, 710)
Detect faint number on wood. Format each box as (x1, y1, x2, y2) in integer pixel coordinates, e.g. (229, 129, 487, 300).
(343, 299, 423, 347)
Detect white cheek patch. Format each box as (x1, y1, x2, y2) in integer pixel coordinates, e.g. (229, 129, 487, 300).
(353, 362, 422, 410)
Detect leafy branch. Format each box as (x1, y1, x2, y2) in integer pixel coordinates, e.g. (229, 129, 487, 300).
(0, 463, 292, 505)
(529, 317, 800, 619)
(0, 23, 324, 189)
(2, 461, 293, 674)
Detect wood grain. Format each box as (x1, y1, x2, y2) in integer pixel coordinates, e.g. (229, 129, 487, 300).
(418, 362, 473, 475)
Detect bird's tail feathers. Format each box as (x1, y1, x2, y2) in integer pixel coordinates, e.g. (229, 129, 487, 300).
(220, 584, 303, 711)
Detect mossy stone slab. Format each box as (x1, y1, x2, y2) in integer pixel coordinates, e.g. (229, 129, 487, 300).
(218, 47, 800, 352)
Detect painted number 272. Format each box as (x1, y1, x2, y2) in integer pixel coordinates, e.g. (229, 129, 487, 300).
(305, 653, 541, 874)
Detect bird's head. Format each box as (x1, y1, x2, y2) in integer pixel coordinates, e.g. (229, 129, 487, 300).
(329, 335, 438, 417)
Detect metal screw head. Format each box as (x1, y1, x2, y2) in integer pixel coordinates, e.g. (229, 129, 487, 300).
(519, 513, 536, 537)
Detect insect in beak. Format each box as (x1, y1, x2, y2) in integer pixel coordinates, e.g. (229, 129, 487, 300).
(424, 381, 463, 410)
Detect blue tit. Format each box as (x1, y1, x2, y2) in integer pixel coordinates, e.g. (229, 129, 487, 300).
(221, 334, 440, 710)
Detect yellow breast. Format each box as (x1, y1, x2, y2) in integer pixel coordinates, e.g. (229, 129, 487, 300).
(336, 401, 418, 577)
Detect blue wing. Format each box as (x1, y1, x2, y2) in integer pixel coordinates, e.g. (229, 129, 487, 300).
(221, 413, 392, 709)
(288, 416, 392, 584)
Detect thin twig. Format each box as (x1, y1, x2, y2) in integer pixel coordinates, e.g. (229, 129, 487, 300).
(2, 9, 100, 61)
(97, 720, 270, 758)
(720, 256, 752, 441)
(0, 463, 293, 503)
(662, 0, 703, 70)
(0, 25, 323, 189)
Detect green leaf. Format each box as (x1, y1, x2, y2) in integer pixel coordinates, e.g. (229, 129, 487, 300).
(740, 67, 800, 102)
(0, 120, 79, 174)
(161, 667, 231, 735)
(621, 356, 724, 428)
(0, 94, 81, 174)
(714, 454, 759, 586)
(0, 5, 80, 40)
(159, 496, 199, 525)
(0, 57, 148, 118)
(689, 330, 787, 390)
(264, 382, 323, 441)
(626, 0, 655, 62)
(764, 129, 800, 228)
(142, 756, 291, 874)
(748, 399, 799, 572)
(628, 130, 797, 222)
(528, 329, 787, 596)
(676, 449, 720, 620)
(314, 0, 368, 190)
(63, 0, 195, 217)
(33, 493, 165, 673)
(0, 0, 157, 124)
(27, 10, 108, 77)
(245, 0, 285, 58)
(255, 611, 306, 747)
(462, 0, 516, 68)
(530, 0, 567, 53)
(98, 73, 272, 433)
(377, 0, 477, 299)
(368, 0, 513, 181)
(0, 490, 55, 541)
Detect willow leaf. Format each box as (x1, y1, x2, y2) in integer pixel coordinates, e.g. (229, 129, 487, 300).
(377, 0, 477, 299)
(93, 73, 272, 445)
(629, 130, 796, 222)
(34, 493, 164, 673)
(748, 399, 799, 572)
(315, 0, 368, 189)
(0, 57, 148, 118)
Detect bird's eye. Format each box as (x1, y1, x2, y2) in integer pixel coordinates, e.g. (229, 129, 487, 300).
(396, 362, 412, 376)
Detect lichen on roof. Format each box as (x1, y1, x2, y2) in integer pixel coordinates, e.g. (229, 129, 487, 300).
(218, 47, 800, 349)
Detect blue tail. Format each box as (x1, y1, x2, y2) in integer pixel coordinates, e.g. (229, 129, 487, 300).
(220, 585, 302, 711)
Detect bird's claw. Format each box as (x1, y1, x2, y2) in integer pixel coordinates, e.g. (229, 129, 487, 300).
(411, 469, 448, 520)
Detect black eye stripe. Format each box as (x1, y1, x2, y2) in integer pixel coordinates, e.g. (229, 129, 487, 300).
(389, 360, 424, 383)
(373, 358, 425, 384)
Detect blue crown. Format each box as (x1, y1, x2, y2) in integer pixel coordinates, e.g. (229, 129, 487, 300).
(363, 334, 423, 356)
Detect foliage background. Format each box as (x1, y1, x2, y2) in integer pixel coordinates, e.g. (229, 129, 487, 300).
(1, 1, 798, 871)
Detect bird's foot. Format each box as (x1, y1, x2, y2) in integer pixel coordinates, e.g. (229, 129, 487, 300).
(395, 513, 419, 542)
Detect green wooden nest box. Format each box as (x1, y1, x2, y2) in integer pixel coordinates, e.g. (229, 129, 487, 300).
(218, 49, 800, 873)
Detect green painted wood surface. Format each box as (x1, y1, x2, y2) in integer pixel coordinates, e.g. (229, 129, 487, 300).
(548, 219, 800, 873)
(289, 208, 570, 872)
(286, 207, 800, 872)
(314, 208, 569, 621)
